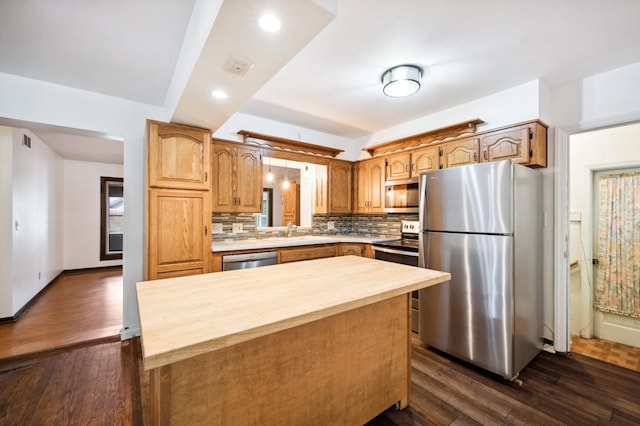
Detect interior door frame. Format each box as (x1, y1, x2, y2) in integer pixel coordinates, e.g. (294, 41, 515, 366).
(555, 116, 640, 353)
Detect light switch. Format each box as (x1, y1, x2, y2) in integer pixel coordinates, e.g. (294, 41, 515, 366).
(212, 223, 223, 233)
(327, 221, 335, 230)
(232, 223, 243, 233)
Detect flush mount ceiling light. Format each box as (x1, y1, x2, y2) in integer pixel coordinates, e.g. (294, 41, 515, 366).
(381, 65, 422, 97)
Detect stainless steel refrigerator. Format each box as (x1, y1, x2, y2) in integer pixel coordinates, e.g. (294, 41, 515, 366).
(418, 159, 543, 380)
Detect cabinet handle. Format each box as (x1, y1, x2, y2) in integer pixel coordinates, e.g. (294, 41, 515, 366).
(237, 197, 240, 205)
(474, 152, 478, 161)
(205, 172, 208, 182)
(405, 165, 410, 172)
(204, 226, 208, 235)
(483, 150, 487, 160)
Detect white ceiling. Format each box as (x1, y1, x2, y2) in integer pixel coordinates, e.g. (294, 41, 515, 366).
(2, 0, 640, 162)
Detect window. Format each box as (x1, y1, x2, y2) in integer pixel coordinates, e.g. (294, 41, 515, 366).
(100, 177, 123, 260)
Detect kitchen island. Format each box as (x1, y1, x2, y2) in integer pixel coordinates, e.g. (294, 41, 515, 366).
(136, 255, 450, 425)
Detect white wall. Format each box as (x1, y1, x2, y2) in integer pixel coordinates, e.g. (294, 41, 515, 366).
(568, 123, 640, 336)
(358, 80, 543, 156)
(11, 128, 64, 315)
(549, 60, 640, 350)
(0, 126, 14, 318)
(63, 159, 124, 270)
(214, 112, 362, 161)
(0, 72, 165, 336)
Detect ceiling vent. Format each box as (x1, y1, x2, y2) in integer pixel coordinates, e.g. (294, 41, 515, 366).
(223, 55, 254, 76)
(22, 134, 31, 149)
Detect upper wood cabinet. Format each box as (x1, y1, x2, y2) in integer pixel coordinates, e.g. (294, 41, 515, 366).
(384, 146, 440, 181)
(353, 157, 385, 214)
(385, 152, 412, 181)
(411, 146, 440, 175)
(328, 160, 352, 214)
(147, 120, 211, 190)
(440, 137, 480, 169)
(211, 141, 262, 213)
(480, 121, 547, 167)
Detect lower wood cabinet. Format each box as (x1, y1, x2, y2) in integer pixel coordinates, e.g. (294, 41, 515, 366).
(278, 245, 337, 264)
(337, 243, 372, 258)
(147, 189, 211, 279)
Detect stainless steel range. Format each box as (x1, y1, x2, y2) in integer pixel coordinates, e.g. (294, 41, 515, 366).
(372, 220, 420, 333)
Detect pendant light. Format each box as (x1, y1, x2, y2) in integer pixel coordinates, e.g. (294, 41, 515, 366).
(282, 160, 290, 189)
(266, 157, 273, 182)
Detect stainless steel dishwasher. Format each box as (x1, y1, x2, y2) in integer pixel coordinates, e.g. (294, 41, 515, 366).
(221, 251, 278, 271)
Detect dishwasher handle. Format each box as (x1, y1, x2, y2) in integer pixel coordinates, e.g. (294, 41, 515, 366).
(222, 251, 278, 264)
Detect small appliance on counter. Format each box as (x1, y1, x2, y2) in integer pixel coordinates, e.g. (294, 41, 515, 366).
(418, 160, 543, 380)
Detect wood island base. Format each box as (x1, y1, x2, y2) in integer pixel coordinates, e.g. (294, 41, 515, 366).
(149, 294, 409, 425)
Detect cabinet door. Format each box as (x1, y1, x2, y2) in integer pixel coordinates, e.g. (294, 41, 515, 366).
(314, 174, 328, 214)
(148, 121, 210, 190)
(385, 153, 411, 181)
(353, 162, 370, 214)
(147, 189, 210, 279)
(236, 146, 262, 213)
(338, 243, 364, 257)
(368, 157, 386, 213)
(411, 146, 440, 176)
(481, 127, 529, 164)
(278, 245, 337, 263)
(440, 138, 480, 169)
(328, 160, 352, 213)
(211, 142, 235, 213)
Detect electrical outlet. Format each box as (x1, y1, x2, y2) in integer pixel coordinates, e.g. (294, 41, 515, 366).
(232, 223, 243, 233)
(212, 223, 223, 233)
(327, 221, 335, 230)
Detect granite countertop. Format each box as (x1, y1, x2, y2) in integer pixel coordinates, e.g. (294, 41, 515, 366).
(212, 235, 396, 252)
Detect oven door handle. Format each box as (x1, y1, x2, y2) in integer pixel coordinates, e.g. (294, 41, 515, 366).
(372, 246, 419, 257)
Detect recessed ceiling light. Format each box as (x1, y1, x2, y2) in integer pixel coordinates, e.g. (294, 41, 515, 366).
(211, 89, 228, 100)
(259, 14, 281, 32)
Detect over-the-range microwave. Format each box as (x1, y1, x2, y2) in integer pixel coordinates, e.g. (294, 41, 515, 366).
(384, 178, 419, 213)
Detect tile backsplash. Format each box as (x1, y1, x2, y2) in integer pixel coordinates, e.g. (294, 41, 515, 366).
(212, 213, 419, 241)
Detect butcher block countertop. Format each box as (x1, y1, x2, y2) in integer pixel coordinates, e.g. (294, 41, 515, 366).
(136, 256, 450, 371)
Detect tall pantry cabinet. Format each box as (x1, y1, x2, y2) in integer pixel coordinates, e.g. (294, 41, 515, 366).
(145, 121, 212, 280)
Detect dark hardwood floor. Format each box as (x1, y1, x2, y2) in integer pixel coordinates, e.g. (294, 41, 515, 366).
(1, 268, 638, 425)
(2, 336, 639, 425)
(0, 267, 123, 360)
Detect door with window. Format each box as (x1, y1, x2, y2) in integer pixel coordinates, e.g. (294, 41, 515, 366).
(592, 169, 640, 347)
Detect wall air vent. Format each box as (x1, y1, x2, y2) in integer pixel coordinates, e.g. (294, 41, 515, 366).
(223, 55, 254, 76)
(22, 134, 31, 149)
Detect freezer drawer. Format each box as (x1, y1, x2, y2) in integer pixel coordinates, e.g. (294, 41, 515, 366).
(420, 160, 513, 234)
(419, 231, 515, 378)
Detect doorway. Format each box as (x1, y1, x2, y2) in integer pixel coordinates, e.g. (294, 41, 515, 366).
(568, 123, 640, 349)
(591, 169, 640, 346)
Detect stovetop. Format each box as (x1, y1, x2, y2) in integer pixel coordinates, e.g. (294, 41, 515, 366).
(372, 220, 420, 253)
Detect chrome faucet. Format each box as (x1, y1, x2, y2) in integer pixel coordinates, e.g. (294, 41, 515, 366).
(287, 221, 297, 237)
